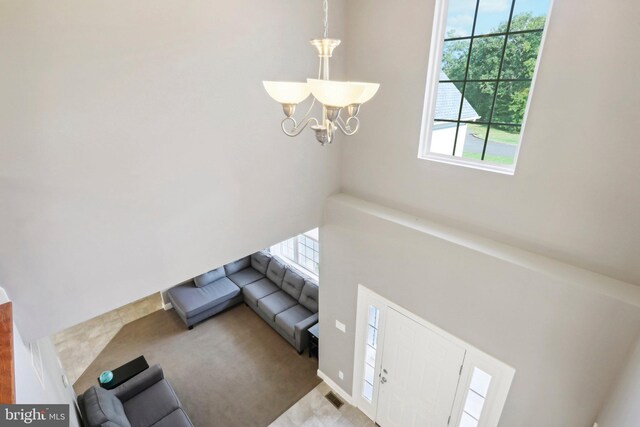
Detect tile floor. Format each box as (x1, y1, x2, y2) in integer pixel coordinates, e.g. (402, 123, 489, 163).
(52, 292, 162, 385)
(269, 382, 376, 427)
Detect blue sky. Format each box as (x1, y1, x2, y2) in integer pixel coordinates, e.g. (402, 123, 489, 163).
(446, 0, 550, 37)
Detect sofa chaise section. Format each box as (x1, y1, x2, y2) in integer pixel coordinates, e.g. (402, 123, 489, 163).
(167, 270, 243, 329)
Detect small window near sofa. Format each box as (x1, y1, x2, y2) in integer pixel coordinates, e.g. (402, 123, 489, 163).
(418, 0, 552, 173)
(271, 228, 320, 280)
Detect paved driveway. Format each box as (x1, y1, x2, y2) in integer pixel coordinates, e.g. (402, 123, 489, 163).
(463, 133, 517, 158)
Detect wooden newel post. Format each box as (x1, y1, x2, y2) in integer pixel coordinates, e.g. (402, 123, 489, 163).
(0, 301, 16, 404)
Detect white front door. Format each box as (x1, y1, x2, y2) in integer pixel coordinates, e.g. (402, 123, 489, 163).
(376, 308, 466, 427)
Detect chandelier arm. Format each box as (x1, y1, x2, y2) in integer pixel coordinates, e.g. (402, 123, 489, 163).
(335, 116, 360, 136)
(300, 97, 317, 122)
(336, 110, 350, 130)
(336, 109, 360, 131)
(281, 116, 320, 137)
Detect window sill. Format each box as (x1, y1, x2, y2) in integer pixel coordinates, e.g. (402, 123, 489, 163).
(419, 153, 516, 175)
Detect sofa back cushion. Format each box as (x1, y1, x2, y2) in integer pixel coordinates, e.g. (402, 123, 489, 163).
(266, 258, 287, 286)
(193, 267, 225, 288)
(299, 280, 319, 313)
(251, 251, 272, 275)
(281, 269, 305, 300)
(83, 386, 131, 427)
(224, 256, 251, 276)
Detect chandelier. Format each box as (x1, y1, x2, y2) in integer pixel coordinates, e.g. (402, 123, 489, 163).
(263, 0, 379, 146)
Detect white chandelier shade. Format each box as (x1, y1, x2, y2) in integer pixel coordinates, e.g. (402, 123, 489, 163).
(263, 80, 379, 109)
(351, 81, 380, 104)
(262, 0, 379, 145)
(306, 79, 378, 108)
(262, 81, 311, 105)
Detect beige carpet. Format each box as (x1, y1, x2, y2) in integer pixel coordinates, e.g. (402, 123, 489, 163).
(74, 304, 321, 427)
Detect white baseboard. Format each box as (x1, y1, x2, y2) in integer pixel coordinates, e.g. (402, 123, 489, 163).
(317, 369, 354, 405)
(163, 303, 173, 310)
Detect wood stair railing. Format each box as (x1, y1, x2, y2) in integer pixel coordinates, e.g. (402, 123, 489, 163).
(0, 301, 15, 404)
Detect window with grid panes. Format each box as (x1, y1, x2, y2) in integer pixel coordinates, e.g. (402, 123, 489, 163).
(420, 0, 551, 173)
(362, 305, 380, 402)
(272, 229, 320, 278)
(297, 235, 320, 275)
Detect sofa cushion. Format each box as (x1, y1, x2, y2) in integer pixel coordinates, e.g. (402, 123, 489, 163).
(275, 304, 313, 339)
(168, 277, 241, 318)
(299, 280, 319, 313)
(147, 408, 194, 427)
(266, 258, 287, 286)
(258, 291, 298, 321)
(123, 380, 180, 427)
(82, 386, 131, 427)
(227, 267, 264, 288)
(281, 269, 305, 300)
(243, 278, 280, 307)
(251, 251, 271, 275)
(193, 267, 225, 288)
(223, 256, 251, 276)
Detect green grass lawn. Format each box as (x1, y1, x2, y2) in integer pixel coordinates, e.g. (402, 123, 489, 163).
(463, 152, 514, 165)
(469, 124, 520, 145)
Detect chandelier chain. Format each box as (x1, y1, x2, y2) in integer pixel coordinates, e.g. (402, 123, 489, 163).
(323, 0, 329, 38)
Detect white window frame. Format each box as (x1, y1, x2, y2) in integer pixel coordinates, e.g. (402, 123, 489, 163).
(417, 0, 554, 175)
(450, 350, 515, 427)
(352, 288, 388, 420)
(271, 229, 320, 281)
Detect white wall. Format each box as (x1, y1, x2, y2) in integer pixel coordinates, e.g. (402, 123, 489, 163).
(342, 0, 640, 285)
(320, 195, 640, 427)
(1, 287, 80, 426)
(596, 335, 640, 427)
(13, 332, 81, 427)
(0, 0, 346, 341)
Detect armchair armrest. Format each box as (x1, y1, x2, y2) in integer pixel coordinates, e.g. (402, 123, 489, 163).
(294, 313, 319, 352)
(113, 364, 164, 402)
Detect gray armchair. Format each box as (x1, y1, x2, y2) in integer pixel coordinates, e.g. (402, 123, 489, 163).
(79, 365, 193, 427)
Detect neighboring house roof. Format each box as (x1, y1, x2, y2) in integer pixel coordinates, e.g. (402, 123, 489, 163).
(435, 71, 481, 121)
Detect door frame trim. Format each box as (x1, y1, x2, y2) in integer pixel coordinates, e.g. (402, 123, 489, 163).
(352, 285, 390, 420)
(352, 284, 515, 427)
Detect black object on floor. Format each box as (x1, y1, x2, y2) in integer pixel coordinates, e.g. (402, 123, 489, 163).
(98, 355, 149, 390)
(308, 323, 319, 359)
(325, 391, 344, 409)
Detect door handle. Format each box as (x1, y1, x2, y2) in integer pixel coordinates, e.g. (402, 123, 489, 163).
(381, 377, 387, 384)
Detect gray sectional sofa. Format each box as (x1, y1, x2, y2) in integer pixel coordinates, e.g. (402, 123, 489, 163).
(166, 250, 319, 353)
(79, 365, 193, 427)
